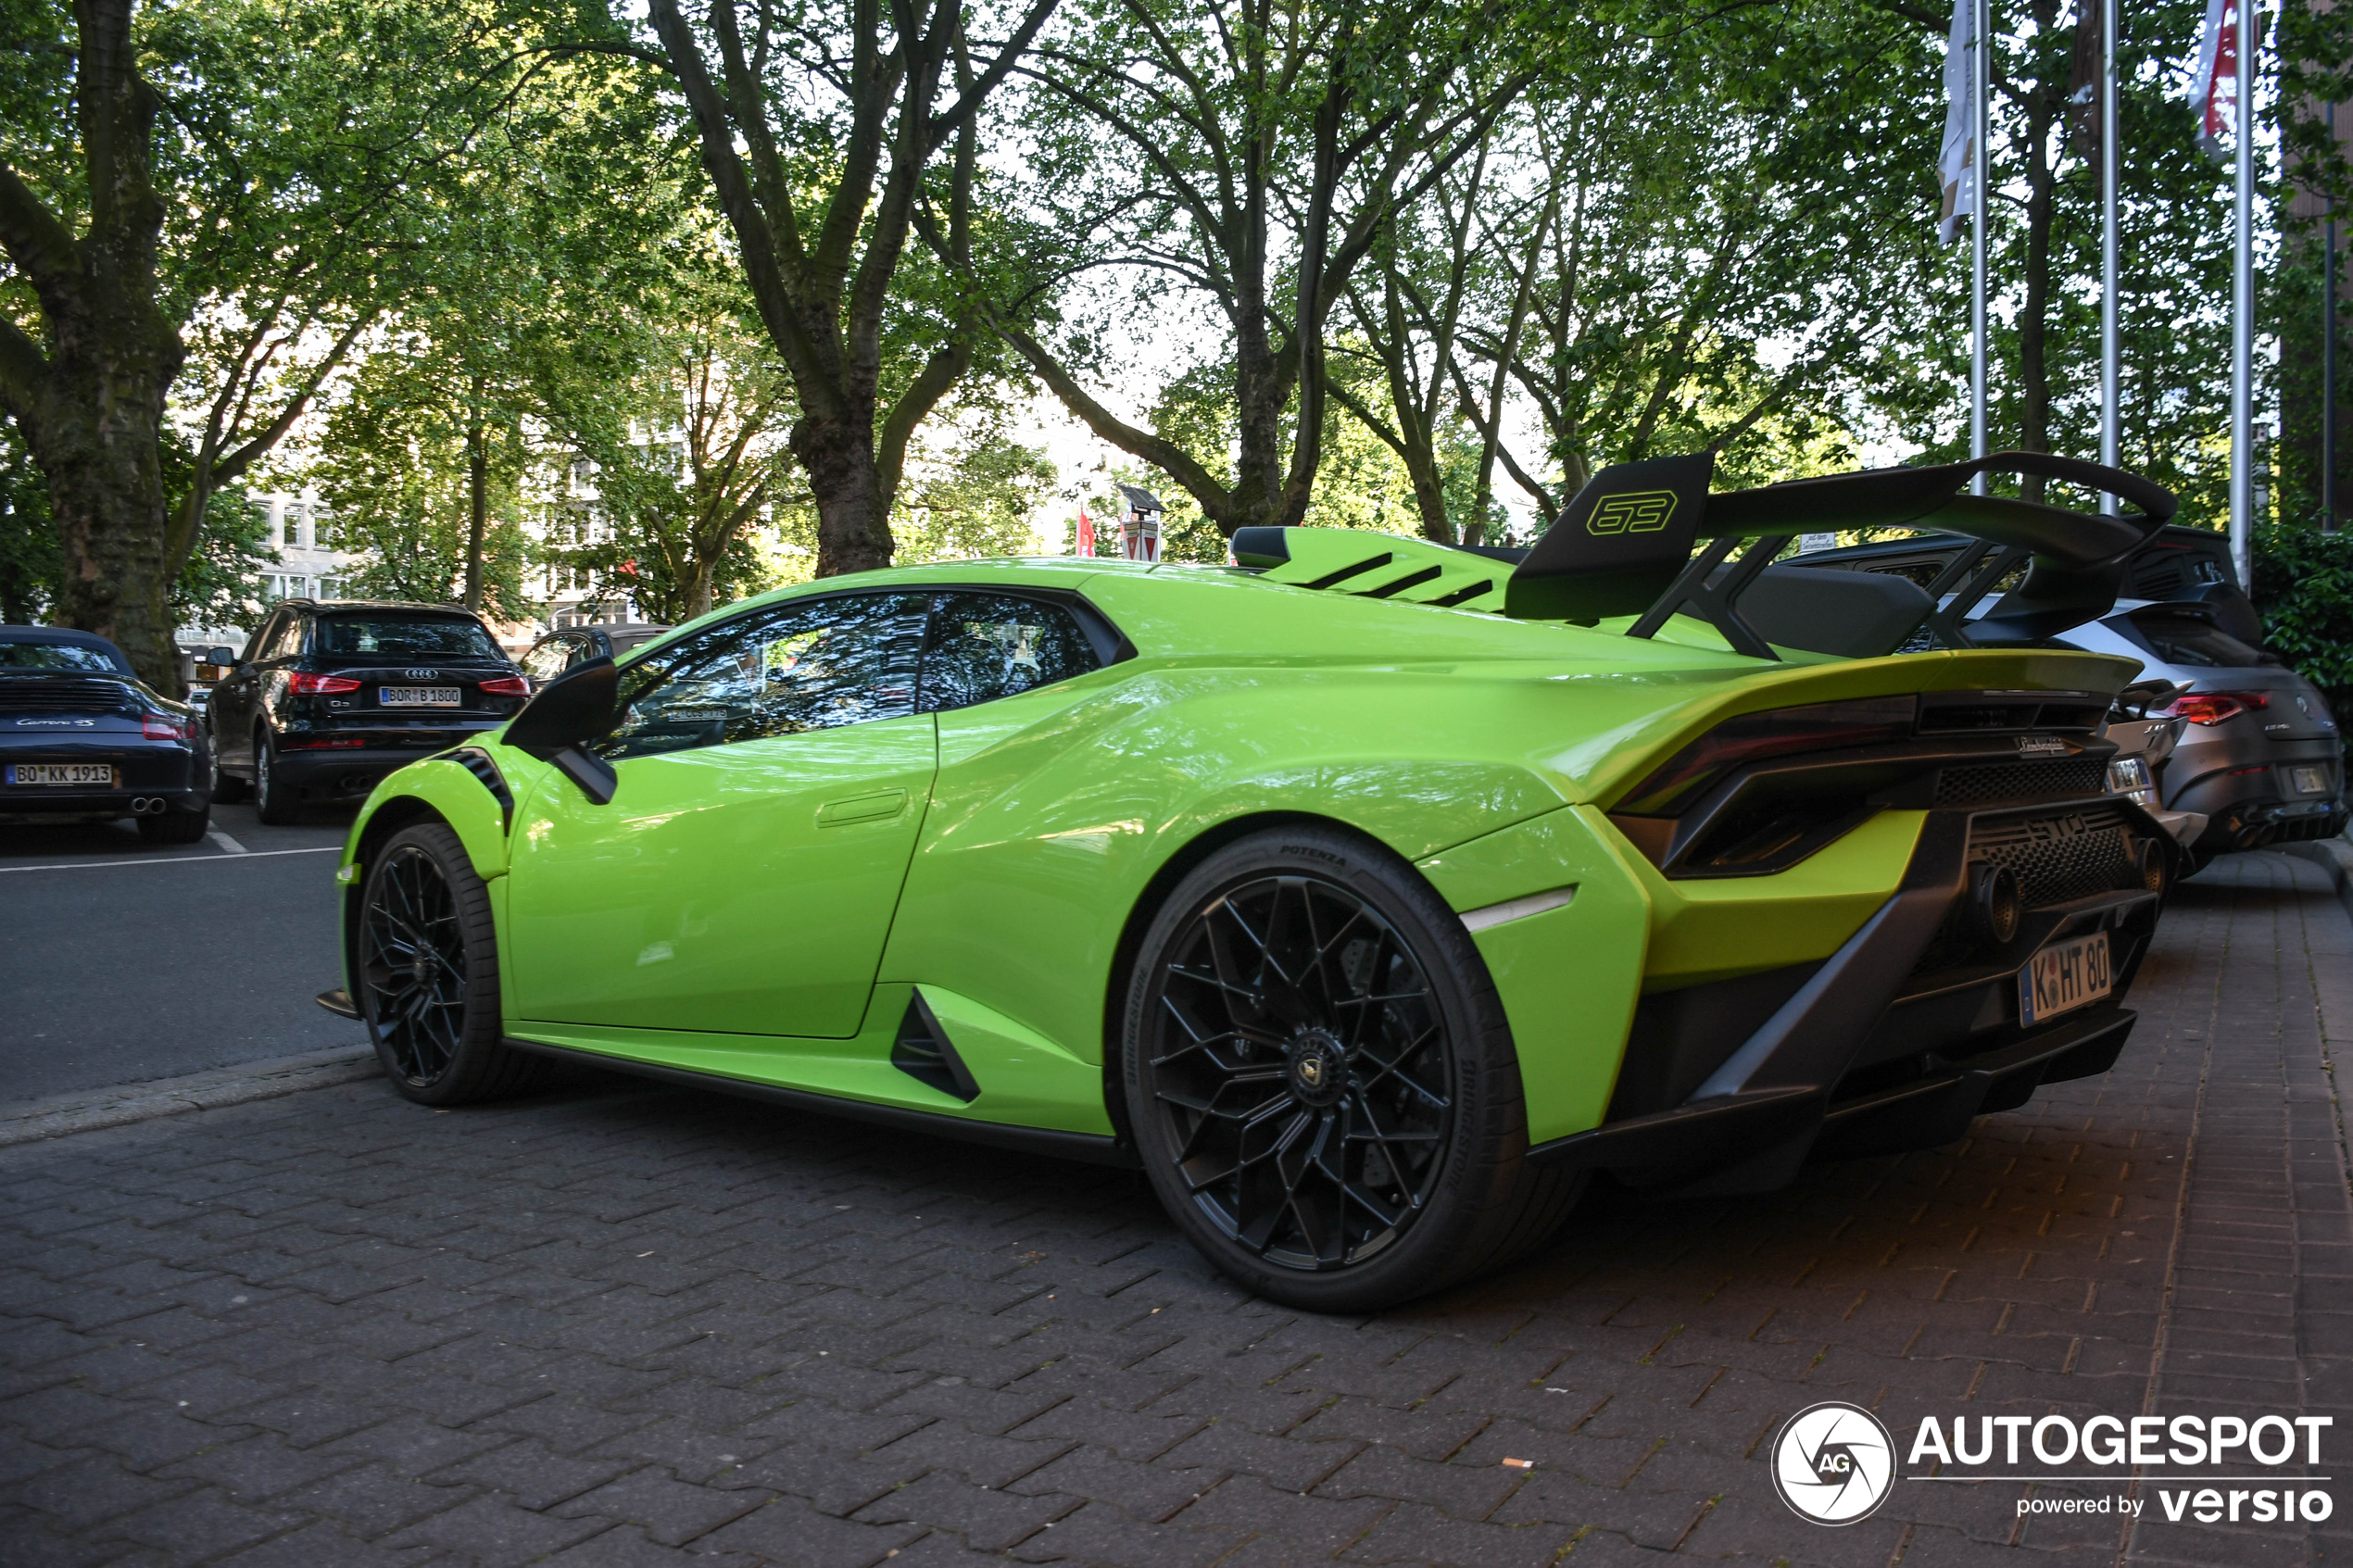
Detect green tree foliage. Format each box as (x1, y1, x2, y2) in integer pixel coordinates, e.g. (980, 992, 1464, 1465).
(2254, 523, 2353, 709)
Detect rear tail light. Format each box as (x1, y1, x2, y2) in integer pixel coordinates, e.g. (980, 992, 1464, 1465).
(1617, 696, 1919, 815)
(478, 675, 529, 696)
(2162, 690, 2266, 725)
(287, 671, 362, 696)
(141, 714, 193, 741)
(283, 736, 365, 749)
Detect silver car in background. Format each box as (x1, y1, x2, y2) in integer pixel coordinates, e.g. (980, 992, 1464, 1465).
(1786, 525, 2346, 872)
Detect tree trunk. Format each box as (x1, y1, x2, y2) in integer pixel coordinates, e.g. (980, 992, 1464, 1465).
(792, 411, 893, 576)
(2017, 90, 2058, 503)
(0, 0, 184, 692)
(463, 387, 487, 612)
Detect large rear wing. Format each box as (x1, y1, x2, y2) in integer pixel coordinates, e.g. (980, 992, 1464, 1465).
(1506, 451, 2178, 659)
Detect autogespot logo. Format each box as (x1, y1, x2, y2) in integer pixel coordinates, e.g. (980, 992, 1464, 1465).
(1770, 1401, 1896, 1525)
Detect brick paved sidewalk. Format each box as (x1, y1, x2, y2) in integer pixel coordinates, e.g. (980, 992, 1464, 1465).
(3, 852, 2349, 1568)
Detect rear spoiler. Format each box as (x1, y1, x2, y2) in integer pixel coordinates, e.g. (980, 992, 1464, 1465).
(1507, 451, 2177, 659)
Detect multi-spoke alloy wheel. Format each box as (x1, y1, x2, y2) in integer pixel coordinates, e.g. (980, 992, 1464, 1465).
(363, 844, 470, 1086)
(1146, 873, 1453, 1270)
(1125, 827, 1582, 1311)
(358, 822, 542, 1105)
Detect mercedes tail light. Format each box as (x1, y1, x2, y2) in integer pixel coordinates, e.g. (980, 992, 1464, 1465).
(287, 671, 362, 696)
(477, 675, 529, 697)
(141, 714, 193, 741)
(2162, 690, 2266, 726)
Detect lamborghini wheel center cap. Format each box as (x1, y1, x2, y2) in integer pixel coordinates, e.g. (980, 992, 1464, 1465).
(1286, 1028, 1348, 1108)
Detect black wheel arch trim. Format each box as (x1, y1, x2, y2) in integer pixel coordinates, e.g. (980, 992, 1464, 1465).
(497, 1034, 1140, 1168)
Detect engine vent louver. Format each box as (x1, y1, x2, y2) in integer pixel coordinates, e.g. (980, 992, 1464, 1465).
(449, 746, 514, 833)
(892, 992, 980, 1102)
(0, 678, 138, 714)
(1931, 755, 2108, 808)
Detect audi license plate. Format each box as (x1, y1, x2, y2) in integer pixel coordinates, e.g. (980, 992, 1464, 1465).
(6, 763, 117, 787)
(2019, 930, 2113, 1026)
(378, 686, 460, 707)
(2292, 766, 2331, 797)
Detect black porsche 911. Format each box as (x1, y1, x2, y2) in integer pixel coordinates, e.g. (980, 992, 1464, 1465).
(0, 626, 213, 844)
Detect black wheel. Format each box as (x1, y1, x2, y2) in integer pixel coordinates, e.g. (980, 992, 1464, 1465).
(253, 729, 299, 824)
(138, 801, 210, 845)
(1122, 826, 1582, 1311)
(359, 822, 545, 1105)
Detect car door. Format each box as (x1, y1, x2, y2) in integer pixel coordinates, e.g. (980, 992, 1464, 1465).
(214, 609, 296, 756)
(504, 591, 937, 1039)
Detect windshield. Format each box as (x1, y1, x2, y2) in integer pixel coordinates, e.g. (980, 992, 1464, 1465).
(0, 641, 124, 674)
(2123, 613, 2273, 670)
(316, 617, 503, 659)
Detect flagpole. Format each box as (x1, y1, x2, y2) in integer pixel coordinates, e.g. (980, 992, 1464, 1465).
(1971, 0, 1991, 495)
(2230, 0, 2255, 587)
(2099, 0, 2120, 509)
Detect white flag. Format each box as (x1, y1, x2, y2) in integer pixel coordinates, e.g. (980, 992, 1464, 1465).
(2189, 0, 2238, 162)
(1938, 0, 1977, 246)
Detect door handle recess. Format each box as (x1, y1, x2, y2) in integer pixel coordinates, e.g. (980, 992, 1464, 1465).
(817, 788, 908, 827)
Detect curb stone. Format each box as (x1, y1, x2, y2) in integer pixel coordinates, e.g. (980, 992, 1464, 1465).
(2283, 830, 2353, 925)
(0, 1045, 380, 1149)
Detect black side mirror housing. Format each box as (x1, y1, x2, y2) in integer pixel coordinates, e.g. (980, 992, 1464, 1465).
(504, 657, 620, 804)
(202, 646, 236, 667)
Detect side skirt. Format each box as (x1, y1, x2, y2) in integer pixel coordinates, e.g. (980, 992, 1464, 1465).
(498, 1035, 1140, 1170)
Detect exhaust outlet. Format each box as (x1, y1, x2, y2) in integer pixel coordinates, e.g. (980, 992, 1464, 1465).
(128, 797, 163, 814)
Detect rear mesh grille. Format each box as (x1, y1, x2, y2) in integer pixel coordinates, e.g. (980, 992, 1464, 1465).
(1933, 756, 2108, 808)
(0, 679, 137, 713)
(1970, 803, 2139, 906)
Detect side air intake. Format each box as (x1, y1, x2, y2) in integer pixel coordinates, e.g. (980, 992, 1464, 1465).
(892, 992, 980, 1102)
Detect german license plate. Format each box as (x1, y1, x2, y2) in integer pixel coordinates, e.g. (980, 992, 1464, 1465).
(2019, 931, 2113, 1026)
(2292, 766, 2330, 797)
(6, 763, 117, 786)
(379, 686, 460, 707)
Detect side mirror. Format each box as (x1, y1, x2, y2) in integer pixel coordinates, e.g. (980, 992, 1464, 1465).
(504, 657, 620, 804)
(202, 646, 236, 667)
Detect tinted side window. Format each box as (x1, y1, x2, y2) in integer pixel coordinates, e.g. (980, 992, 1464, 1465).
(920, 593, 1102, 714)
(520, 636, 575, 685)
(596, 594, 927, 761)
(262, 614, 307, 661)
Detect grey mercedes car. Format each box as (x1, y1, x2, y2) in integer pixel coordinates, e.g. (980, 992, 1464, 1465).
(1784, 525, 2345, 870)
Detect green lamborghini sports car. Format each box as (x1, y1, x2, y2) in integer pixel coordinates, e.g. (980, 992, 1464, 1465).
(327, 451, 2179, 1309)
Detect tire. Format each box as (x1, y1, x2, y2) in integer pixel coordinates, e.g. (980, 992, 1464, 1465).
(208, 737, 250, 803)
(253, 729, 299, 824)
(138, 800, 211, 845)
(357, 822, 546, 1105)
(1121, 825, 1584, 1312)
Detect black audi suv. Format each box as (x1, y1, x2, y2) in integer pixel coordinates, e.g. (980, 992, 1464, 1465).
(205, 600, 529, 824)
(0, 626, 213, 843)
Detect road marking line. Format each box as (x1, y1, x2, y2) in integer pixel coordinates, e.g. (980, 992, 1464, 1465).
(0, 847, 338, 873)
(207, 829, 248, 854)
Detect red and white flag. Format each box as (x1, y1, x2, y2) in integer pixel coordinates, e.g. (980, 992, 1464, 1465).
(1076, 506, 1094, 557)
(2190, 0, 2239, 161)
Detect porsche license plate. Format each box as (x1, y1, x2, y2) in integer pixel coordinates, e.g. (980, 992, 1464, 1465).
(379, 686, 460, 707)
(6, 763, 117, 787)
(2292, 766, 2330, 797)
(2019, 931, 2113, 1026)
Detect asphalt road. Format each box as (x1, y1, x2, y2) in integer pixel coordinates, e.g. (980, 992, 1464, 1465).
(0, 797, 366, 1102)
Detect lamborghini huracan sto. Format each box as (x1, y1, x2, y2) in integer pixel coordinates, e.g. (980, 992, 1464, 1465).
(327, 452, 2182, 1309)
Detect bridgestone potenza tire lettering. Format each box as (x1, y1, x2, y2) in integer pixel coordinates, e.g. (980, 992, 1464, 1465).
(1122, 825, 1583, 1311)
(359, 822, 546, 1106)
